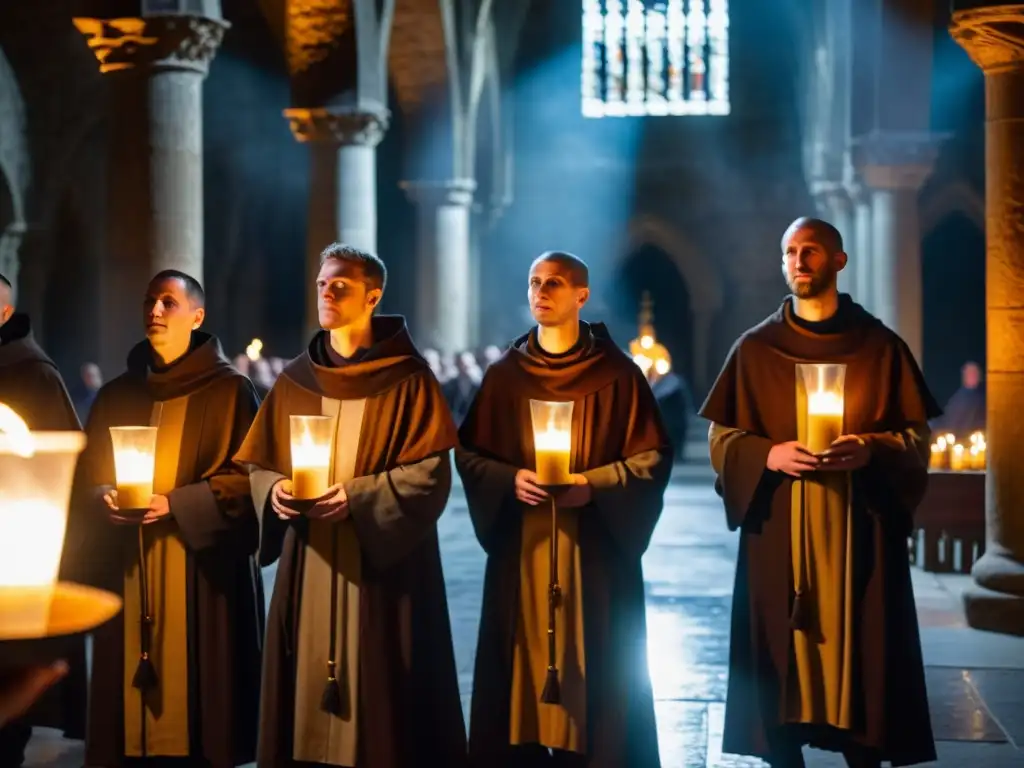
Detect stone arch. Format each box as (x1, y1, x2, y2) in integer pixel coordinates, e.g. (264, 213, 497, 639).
(616, 216, 724, 393)
(920, 180, 985, 238)
(0, 45, 28, 289)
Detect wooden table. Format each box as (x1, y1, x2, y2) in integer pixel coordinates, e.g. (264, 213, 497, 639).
(911, 469, 985, 573)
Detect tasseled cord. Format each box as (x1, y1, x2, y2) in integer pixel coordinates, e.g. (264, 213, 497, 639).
(320, 528, 349, 717)
(790, 477, 811, 633)
(541, 496, 562, 705)
(132, 526, 159, 692)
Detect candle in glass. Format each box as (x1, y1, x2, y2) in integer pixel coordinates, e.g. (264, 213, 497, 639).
(797, 363, 846, 455)
(929, 441, 946, 470)
(290, 415, 333, 499)
(0, 404, 87, 636)
(109, 426, 158, 509)
(529, 400, 574, 486)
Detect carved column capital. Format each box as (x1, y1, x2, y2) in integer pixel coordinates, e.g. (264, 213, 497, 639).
(951, 5, 1024, 74)
(73, 15, 228, 75)
(284, 107, 389, 147)
(400, 178, 476, 208)
(853, 131, 945, 191)
(810, 180, 851, 212)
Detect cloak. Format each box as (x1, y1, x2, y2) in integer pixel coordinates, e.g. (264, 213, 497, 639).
(234, 315, 467, 768)
(699, 296, 941, 765)
(62, 332, 264, 768)
(0, 313, 86, 742)
(456, 322, 672, 768)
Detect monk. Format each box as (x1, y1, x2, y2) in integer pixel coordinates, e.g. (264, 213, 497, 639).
(457, 251, 672, 767)
(700, 218, 940, 768)
(0, 273, 86, 767)
(62, 269, 264, 768)
(235, 243, 466, 768)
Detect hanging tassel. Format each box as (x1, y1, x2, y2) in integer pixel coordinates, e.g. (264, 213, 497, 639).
(132, 652, 159, 692)
(790, 590, 811, 632)
(540, 666, 561, 705)
(320, 661, 343, 715)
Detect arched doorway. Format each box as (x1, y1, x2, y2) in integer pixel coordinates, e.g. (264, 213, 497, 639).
(608, 242, 695, 390)
(922, 212, 985, 406)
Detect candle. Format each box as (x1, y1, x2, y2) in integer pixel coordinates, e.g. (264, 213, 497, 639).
(0, 404, 88, 636)
(534, 423, 572, 486)
(290, 415, 333, 499)
(109, 426, 158, 510)
(950, 443, 966, 471)
(930, 442, 946, 470)
(797, 363, 847, 456)
(529, 400, 575, 487)
(806, 390, 844, 454)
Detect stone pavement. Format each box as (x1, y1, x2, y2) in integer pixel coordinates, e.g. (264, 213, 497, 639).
(24, 460, 1024, 767)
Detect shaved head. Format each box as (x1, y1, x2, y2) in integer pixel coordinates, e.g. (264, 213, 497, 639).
(781, 217, 844, 255)
(531, 251, 590, 288)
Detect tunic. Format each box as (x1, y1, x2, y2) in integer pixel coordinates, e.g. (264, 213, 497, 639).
(456, 321, 672, 768)
(235, 315, 467, 768)
(62, 332, 265, 768)
(699, 295, 941, 766)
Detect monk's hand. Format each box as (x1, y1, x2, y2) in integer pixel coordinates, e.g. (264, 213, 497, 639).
(0, 660, 68, 728)
(103, 488, 139, 525)
(766, 441, 820, 477)
(515, 469, 548, 506)
(270, 479, 302, 520)
(305, 484, 349, 522)
(554, 474, 592, 508)
(819, 435, 870, 470)
(142, 494, 171, 524)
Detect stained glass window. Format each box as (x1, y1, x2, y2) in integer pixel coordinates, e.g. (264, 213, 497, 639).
(581, 0, 729, 118)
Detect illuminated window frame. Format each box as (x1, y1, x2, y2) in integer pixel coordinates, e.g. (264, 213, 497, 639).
(582, 0, 730, 118)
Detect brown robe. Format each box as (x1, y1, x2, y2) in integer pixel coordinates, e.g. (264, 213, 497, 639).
(699, 295, 941, 766)
(0, 313, 88, 743)
(234, 315, 467, 768)
(61, 332, 264, 768)
(456, 322, 672, 768)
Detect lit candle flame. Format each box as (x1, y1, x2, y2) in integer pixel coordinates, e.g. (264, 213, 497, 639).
(535, 420, 571, 452)
(807, 390, 843, 416)
(654, 358, 670, 375)
(246, 338, 263, 361)
(0, 403, 34, 457)
(113, 448, 154, 483)
(292, 426, 330, 468)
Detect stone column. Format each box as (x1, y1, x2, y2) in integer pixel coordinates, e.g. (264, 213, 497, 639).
(847, 182, 874, 312)
(284, 108, 388, 339)
(812, 181, 855, 294)
(951, 5, 1024, 634)
(855, 132, 938, 365)
(401, 179, 476, 354)
(73, 12, 227, 375)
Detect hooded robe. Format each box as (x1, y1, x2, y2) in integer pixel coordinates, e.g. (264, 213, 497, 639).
(234, 316, 466, 768)
(0, 313, 86, 755)
(61, 332, 264, 768)
(699, 296, 940, 765)
(456, 322, 672, 768)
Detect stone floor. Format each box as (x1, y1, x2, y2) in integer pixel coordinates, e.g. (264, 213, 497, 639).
(24, 455, 1024, 767)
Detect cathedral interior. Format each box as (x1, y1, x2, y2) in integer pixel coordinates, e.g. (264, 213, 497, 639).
(3, 0, 1024, 766)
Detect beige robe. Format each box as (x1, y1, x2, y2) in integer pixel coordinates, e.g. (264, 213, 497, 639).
(123, 398, 191, 757)
(292, 397, 365, 767)
(708, 421, 855, 731)
(509, 502, 587, 753)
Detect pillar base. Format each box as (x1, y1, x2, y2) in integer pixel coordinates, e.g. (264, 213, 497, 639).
(963, 549, 1024, 636)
